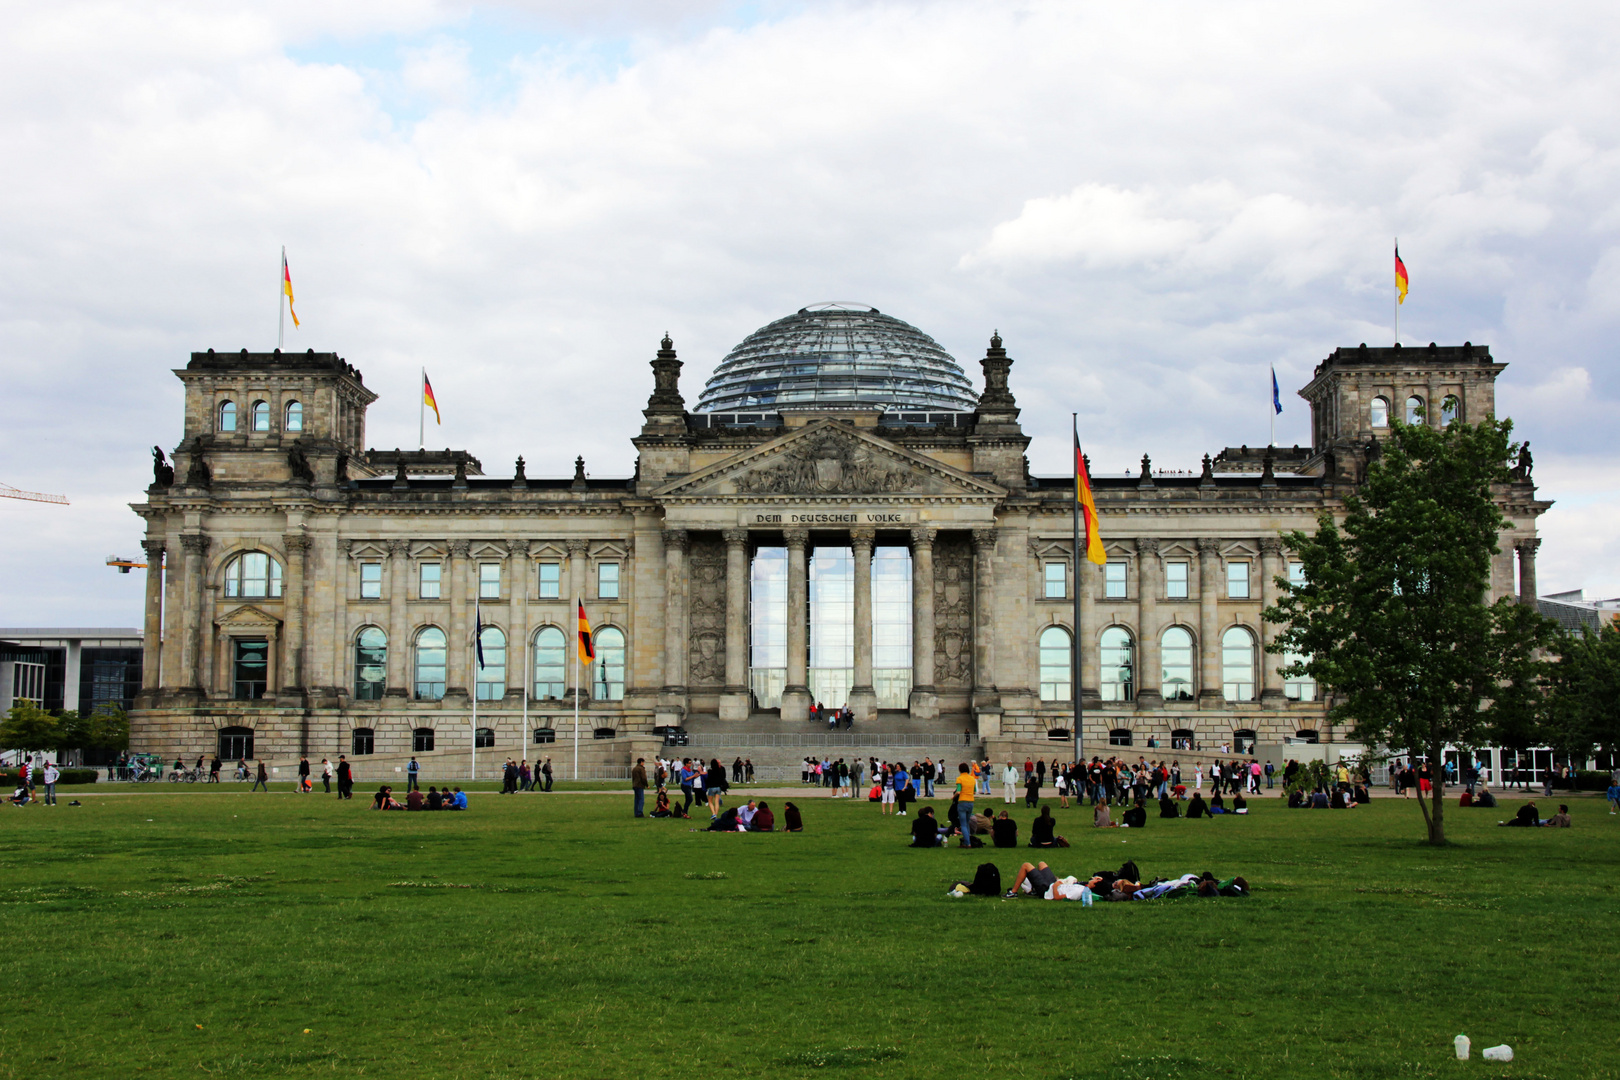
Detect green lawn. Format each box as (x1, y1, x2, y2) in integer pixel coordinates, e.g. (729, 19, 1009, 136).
(0, 787, 1615, 1079)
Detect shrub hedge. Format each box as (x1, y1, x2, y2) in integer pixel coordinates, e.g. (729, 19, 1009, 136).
(0, 768, 99, 786)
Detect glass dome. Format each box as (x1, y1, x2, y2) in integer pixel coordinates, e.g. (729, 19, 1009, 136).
(693, 303, 980, 414)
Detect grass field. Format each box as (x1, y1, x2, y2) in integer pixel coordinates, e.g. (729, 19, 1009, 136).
(1, 784, 1615, 1079)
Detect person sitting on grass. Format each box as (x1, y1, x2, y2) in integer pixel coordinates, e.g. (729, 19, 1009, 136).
(1159, 794, 1180, 818)
(8, 784, 31, 806)
(737, 800, 758, 829)
(1093, 801, 1114, 828)
(1472, 787, 1497, 808)
(970, 805, 995, 836)
(371, 785, 404, 810)
(445, 787, 467, 810)
(1232, 793, 1248, 814)
(783, 802, 803, 832)
(407, 787, 425, 811)
(1030, 806, 1068, 847)
(992, 810, 1018, 848)
(1309, 787, 1330, 809)
(651, 787, 672, 818)
(750, 801, 775, 831)
(707, 806, 741, 832)
(1210, 791, 1226, 814)
(910, 806, 943, 847)
(1121, 799, 1147, 829)
(1287, 788, 1305, 809)
(1546, 804, 1571, 828)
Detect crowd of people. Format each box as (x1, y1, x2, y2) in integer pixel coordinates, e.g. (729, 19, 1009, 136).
(371, 784, 468, 810)
(948, 857, 1251, 902)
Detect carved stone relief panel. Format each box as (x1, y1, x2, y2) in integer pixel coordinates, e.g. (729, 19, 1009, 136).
(687, 533, 727, 687)
(933, 533, 973, 688)
(734, 430, 914, 495)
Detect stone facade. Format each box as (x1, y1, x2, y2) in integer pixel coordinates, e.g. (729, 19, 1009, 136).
(130, 335, 1549, 773)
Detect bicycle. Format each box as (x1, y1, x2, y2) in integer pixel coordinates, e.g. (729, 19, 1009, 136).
(167, 766, 203, 783)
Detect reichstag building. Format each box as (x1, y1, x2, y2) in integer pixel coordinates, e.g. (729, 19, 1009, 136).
(130, 303, 1548, 772)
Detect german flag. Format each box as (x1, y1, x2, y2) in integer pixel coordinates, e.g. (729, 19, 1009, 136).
(1074, 421, 1106, 565)
(577, 599, 595, 664)
(1395, 243, 1409, 305)
(423, 373, 441, 425)
(282, 250, 299, 328)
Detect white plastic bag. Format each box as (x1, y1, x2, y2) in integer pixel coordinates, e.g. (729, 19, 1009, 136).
(1482, 1045, 1513, 1062)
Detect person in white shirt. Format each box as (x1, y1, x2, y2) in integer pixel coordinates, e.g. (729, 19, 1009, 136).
(42, 762, 60, 806)
(1002, 763, 1019, 804)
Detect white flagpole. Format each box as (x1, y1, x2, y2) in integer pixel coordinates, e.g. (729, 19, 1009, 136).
(520, 632, 529, 765)
(419, 368, 425, 450)
(278, 247, 286, 351)
(573, 653, 580, 782)
(1394, 237, 1399, 346)
(471, 677, 478, 783)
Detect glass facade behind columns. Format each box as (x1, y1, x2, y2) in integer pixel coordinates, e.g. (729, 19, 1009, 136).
(808, 547, 854, 708)
(872, 547, 913, 707)
(749, 547, 788, 708)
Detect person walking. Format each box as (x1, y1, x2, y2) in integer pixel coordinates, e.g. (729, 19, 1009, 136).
(542, 757, 554, 792)
(252, 760, 269, 792)
(321, 758, 333, 792)
(336, 755, 353, 799)
(407, 756, 420, 792)
(298, 756, 311, 793)
(632, 757, 649, 818)
(42, 761, 59, 806)
(1264, 760, 1274, 790)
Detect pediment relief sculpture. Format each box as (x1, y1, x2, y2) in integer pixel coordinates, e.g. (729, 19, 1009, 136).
(215, 604, 281, 629)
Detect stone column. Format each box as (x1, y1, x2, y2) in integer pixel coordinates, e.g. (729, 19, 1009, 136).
(141, 538, 165, 692)
(566, 539, 589, 702)
(446, 539, 470, 700)
(386, 539, 409, 697)
(280, 532, 309, 694)
(972, 528, 998, 695)
(1078, 547, 1098, 707)
(1517, 538, 1540, 603)
(719, 529, 750, 721)
(508, 539, 529, 705)
(1197, 538, 1222, 708)
(1134, 537, 1162, 709)
(849, 528, 877, 722)
(908, 527, 938, 720)
(662, 528, 688, 693)
(781, 528, 811, 721)
(1258, 537, 1285, 706)
(179, 533, 209, 692)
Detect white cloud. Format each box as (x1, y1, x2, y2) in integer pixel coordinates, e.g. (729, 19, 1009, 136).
(4, 0, 1620, 623)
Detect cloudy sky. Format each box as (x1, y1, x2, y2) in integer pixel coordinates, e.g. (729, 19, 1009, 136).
(4, 0, 1618, 627)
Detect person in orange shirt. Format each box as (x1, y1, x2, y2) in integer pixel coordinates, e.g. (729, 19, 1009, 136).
(954, 763, 978, 848)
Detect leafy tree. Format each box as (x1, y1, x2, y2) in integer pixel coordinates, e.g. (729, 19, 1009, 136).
(0, 702, 60, 753)
(1543, 621, 1620, 760)
(92, 705, 131, 753)
(1265, 415, 1553, 845)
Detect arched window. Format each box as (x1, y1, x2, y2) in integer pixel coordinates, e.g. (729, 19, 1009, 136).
(1037, 626, 1072, 701)
(218, 725, 254, 760)
(1370, 396, 1389, 428)
(285, 400, 303, 432)
(219, 400, 237, 432)
(1161, 626, 1195, 700)
(1233, 728, 1257, 755)
(1284, 649, 1317, 702)
(475, 626, 506, 701)
(1221, 626, 1256, 702)
(1405, 395, 1424, 424)
(223, 552, 283, 598)
(1099, 626, 1134, 702)
(1440, 395, 1460, 426)
(474, 728, 495, 748)
(1109, 728, 1134, 747)
(251, 400, 270, 432)
(414, 627, 446, 701)
(533, 626, 566, 699)
(351, 727, 375, 755)
(413, 727, 435, 753)
(354, 627, 386, 701)
(593, 626, 625, 701)
(1294, 729, 1319, 744)
(1170, 727, 1196, 750)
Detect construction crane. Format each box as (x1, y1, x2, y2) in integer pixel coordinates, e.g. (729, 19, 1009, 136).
(1, 482, 68, 504)
(107, 556, 148, 574)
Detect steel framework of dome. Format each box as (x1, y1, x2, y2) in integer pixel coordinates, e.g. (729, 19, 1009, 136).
(692, 302, 980, 415)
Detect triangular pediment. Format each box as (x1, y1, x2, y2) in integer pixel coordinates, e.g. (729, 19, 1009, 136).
(215, 604, 281, 629)
(655, 421, 1005, 499)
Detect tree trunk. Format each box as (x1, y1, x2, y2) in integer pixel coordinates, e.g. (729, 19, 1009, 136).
(1425, 736, 1446, 845)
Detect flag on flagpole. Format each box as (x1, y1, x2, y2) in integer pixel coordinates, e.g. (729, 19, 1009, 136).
(423, 373, 441, 425)
(281, 250, 300, 328)
(1395, 244, 1409, 305)
(577, 599, 595, 665)
(474, 603, 485, 670)
(1271, 366, 1283, 415)
(1073, 423, 1107, 566)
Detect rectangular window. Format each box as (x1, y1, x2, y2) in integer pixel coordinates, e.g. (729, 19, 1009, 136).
(1227, 561, 1250, 599)
(1166, 561, 1189, 599)
(359, 561, 381, 599)
(419, 562, 441, 599)
(1044, 561, 1067, 599)
(598, 562, 620, 599)
(1104, 561, 1127, 599)
(1288, 561, 1306, 587)
(479, 562, 501, 599)
(232, 639, 268, 700)
(537, 562, 560, 599)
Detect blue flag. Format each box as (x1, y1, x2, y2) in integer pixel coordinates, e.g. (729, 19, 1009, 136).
(1271, 367, 1283, 416)
(474, 604, 485, 669)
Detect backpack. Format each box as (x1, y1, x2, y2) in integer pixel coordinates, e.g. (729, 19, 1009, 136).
(1117, 860, 1140, 883)
(969, 863, 1001, 896)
